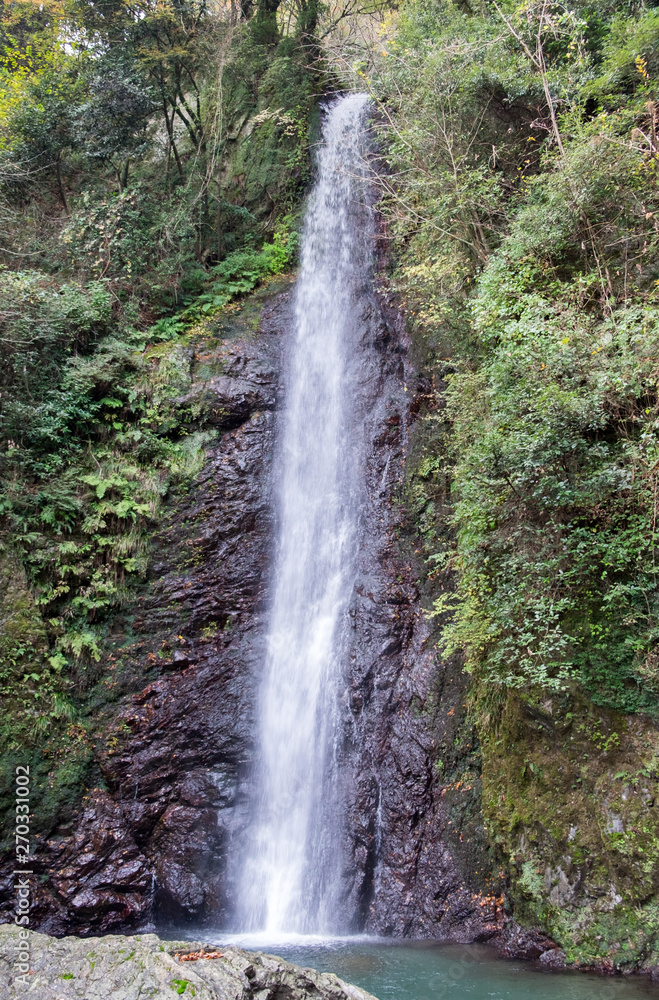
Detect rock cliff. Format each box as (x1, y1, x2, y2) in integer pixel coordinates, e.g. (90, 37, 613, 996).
(0, 277, 505, 946)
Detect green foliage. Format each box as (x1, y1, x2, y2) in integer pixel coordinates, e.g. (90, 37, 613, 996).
(444, 289, 659, 709)
(0, 0, 319, 311)
(360, 0, 548, 356)
(0, 2, 319, 828)
(0, 269, 112, 445)
(180, 220, 298, 320)
(0, 281, 217, 761)
(360, 0, 659, 713)
(439, 82, 659, 709)
(73, 51, 155, 171)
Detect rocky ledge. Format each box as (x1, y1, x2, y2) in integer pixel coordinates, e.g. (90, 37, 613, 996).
(0, 925, 378, 1000)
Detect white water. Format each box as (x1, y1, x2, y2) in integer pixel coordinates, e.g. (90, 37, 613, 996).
(237, 93, 372, 934)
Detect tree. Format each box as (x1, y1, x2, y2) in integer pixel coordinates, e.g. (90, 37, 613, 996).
(74, 52, 156, 190)
(2, 65, 83, 212)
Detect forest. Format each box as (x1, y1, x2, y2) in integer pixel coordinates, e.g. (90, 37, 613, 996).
(2, 0, 659, 978)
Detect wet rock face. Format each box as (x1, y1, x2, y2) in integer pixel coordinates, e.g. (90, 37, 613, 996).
(96, 321, 282, 932)
(6, 294, 286, 937)
(335, 291, 504, 941)
(6, 279, 502, 942)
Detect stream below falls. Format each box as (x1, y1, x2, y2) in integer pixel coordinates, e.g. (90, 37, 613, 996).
(275, 942, 659, 1000)
(192, 935, 659, 1000)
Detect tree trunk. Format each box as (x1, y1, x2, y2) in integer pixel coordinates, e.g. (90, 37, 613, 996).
(216, 181, 223, 261)
(55, 155, 69, 215)
(162, 95, 185, 184)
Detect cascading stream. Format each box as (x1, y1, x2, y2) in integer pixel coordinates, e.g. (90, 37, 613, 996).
(238, 93, 372, 935)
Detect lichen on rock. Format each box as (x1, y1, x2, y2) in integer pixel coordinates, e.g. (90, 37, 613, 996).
(0, 925, 380, 1000)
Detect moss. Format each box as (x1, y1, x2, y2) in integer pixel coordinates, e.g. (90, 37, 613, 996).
(220, 33, 320, 224)
(481, 689, 659, 969)
(0, 551, 49, 665)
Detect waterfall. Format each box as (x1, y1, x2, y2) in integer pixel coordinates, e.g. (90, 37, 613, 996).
(238, 92, 372, 935)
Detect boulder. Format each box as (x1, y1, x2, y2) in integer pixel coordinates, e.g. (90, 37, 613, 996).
(0, 925, 379, 1000)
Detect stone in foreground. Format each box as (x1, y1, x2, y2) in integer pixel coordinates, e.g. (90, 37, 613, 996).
(0, 926, 379, 1000)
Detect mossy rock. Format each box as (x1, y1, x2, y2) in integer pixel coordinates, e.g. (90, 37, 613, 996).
(220, 33, 319, 223)
(482, 689, 659, 970)
(0, 550, 48, 667)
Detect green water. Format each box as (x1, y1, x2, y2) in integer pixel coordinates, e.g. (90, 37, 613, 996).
(271, 941, 658, 1000)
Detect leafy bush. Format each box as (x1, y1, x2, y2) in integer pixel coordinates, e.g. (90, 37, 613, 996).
(177, 220, 298, 322)
(365, 0, 659, 713)
(0, 269, 111, 444)
(443, 287, 659, 710)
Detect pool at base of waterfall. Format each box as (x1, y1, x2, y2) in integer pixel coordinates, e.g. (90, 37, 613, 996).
(202, 937, 658, 1000)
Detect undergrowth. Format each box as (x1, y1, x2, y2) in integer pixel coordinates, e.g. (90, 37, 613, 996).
(0, 224, 296, 763)
(362, 0, 659, 714)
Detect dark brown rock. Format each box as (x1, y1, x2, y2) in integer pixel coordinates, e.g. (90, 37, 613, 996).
(26, 789, 153, 936)
(498, 922, 561, 961)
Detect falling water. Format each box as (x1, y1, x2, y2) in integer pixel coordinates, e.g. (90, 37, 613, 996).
(238, 93, 372, 935)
